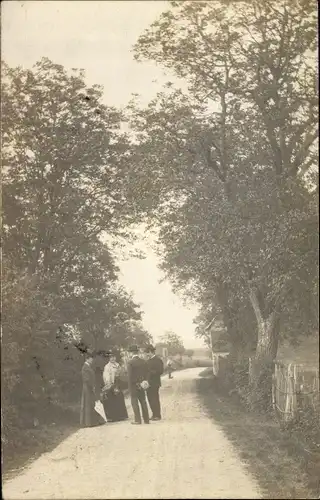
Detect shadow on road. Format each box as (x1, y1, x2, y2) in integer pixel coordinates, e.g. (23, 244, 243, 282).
(195, 374, 317, 500)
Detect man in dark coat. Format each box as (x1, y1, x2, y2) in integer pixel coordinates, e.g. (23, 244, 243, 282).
(145, 345, 164, 421)
(127, 344, 150, 425)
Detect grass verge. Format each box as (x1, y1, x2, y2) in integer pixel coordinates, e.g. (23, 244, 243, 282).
(195, 374, 319, 499)
(2, 403, 79, 481)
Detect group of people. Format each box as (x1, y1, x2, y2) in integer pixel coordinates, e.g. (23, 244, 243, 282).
(80, 344, 169, 428)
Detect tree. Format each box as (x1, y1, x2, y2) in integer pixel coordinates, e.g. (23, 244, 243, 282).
(185, 349, 194, 359)
(129, 0, 318, 409)
(159, 332, 185, 356)
(2, 58, 135, 326)
(1, 59, 151, 435)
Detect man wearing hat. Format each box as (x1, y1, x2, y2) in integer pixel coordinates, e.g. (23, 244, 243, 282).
(127, 345, 150, 425)
(145, 345, 164, 421)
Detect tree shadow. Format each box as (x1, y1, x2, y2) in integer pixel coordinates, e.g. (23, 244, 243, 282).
(195, 375, 317, 499)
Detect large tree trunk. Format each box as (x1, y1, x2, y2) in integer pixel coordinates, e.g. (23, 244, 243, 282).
(249, 288, 280, 412)
(215, 282, 251, 362)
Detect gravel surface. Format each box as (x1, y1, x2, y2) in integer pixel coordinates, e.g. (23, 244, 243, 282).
(3, 368, 262, 499)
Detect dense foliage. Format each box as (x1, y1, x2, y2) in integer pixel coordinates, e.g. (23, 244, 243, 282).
(2, 1, 318, 453)
(158, 331, 186, 356)
(128, 0, 318, 408)
(2, 59, 151, 443)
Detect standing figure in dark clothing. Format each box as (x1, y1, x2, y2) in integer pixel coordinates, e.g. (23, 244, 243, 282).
(80, 350, 105, 428)
(101, 350, 128, 422)
(145, 345, 164, 421)
(127, 345, 150, 425)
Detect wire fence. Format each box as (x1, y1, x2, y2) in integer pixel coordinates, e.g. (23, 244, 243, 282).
(272, 361, 320, 421)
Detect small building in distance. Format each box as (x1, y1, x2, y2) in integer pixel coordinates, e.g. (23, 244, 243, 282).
(155, 345, 168, 359)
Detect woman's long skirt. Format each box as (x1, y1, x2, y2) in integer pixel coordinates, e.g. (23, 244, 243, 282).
(102, 390, 128, 422)
(80, 383, 105, 428)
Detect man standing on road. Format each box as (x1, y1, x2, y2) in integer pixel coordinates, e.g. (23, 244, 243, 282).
(167, 358, 173, 379)
(127, 344, 150, 425)
(145, 345, 164, 421)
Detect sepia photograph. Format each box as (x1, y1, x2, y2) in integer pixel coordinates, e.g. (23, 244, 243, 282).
(1, 1, 319, 499)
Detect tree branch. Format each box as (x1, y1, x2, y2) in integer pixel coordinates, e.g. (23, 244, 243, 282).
(249, 287, 265, 326)
(288, 129, 318, 178)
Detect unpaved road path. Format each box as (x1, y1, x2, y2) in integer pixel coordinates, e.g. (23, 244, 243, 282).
(3, 368, 262, 499)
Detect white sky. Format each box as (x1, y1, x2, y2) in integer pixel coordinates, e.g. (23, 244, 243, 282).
(2, 0, 203, 348)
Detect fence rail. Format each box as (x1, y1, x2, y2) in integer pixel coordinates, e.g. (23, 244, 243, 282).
(272, 361, 319, 421)
(212, 352, 319, 422)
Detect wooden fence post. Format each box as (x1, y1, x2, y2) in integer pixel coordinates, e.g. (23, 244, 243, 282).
(248, 357, 252, 380)
(272, 360, 319, 423)
(292, 364, 298, 417)
(272, 363, 276, 412)
(212, 353, 219, 376)
(284, 363, 295, 421)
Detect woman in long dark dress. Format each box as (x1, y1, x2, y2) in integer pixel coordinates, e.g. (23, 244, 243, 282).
(80, 351, 105, 428)
(101, 352, 128, 422)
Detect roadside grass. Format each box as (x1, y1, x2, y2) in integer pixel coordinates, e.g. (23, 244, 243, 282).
(2, 403, 79, 481)
(196, 374, 319, 499)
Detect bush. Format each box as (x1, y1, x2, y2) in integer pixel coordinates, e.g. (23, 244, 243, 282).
(284, 401, 320, 453)
(225, 356, 251, 405)
(282, 402, 320, 495)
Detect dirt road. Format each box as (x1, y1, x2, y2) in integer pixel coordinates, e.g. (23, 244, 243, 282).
(3, 368, 262, 499)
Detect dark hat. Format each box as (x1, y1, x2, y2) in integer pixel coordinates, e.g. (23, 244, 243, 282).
(96, 349, 110, 357)
(128, 344, 139, 353)
(86, 348, 97, 358)
(145, 344, 156, 353)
